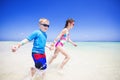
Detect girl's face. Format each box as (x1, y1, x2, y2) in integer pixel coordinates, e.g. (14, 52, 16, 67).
(68, 22, 74, 29)
(40, 21, 49, 32)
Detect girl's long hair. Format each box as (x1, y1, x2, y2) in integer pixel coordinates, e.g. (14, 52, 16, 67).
(64, 18, 75, 28)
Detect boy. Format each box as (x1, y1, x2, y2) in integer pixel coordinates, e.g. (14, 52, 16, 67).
(11, 18, 50, 79)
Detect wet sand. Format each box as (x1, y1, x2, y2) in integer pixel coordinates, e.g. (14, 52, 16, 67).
(0, 42, 120, 80)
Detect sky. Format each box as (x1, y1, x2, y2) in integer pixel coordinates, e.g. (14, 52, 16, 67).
(0, 0, 120, 41)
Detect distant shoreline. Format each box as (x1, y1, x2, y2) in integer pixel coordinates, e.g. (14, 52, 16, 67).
(0, 41, 120, 42)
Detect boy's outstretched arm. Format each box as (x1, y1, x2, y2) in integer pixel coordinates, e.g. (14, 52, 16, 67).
(11, 39, 29, 52)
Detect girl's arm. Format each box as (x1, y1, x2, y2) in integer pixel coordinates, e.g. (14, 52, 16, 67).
(51, 28, 67, 46)
(68, 38, 77, 47)
(11, 38, 29, 52)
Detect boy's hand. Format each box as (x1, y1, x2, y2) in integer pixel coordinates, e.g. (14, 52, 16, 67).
(11, 45, 20, 52)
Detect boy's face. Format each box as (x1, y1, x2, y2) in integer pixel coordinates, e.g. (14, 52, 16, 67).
(40, 20, 49, 32)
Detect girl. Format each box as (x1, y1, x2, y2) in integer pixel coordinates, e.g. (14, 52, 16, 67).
(49, 18, 77, 70)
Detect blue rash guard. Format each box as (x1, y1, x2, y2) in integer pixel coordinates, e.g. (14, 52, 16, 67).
(27, 29, 47, 54)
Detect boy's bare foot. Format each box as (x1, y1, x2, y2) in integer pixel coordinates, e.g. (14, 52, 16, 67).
(31, 67, 36, 77)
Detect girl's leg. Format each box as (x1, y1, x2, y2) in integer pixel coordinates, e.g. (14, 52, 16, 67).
(48, 49, 60, 64)
(57, 46, 70, 69)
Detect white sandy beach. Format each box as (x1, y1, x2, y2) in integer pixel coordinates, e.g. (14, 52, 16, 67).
(0, 41, 120, 80)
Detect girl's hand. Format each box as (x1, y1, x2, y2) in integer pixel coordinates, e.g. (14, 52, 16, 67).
(49, 46, 54, 50)
(50, 43, 55, 50)
(47, 46, 54, 51)
(73, 43, 77, 47)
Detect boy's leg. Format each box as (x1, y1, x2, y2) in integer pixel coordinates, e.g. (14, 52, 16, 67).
(32, 53, 47, 78)
(31, 67, 47, 80)
(31, 69, 45, 80)
(40, 70, 46, 80)
(31, 67, 36, 77)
